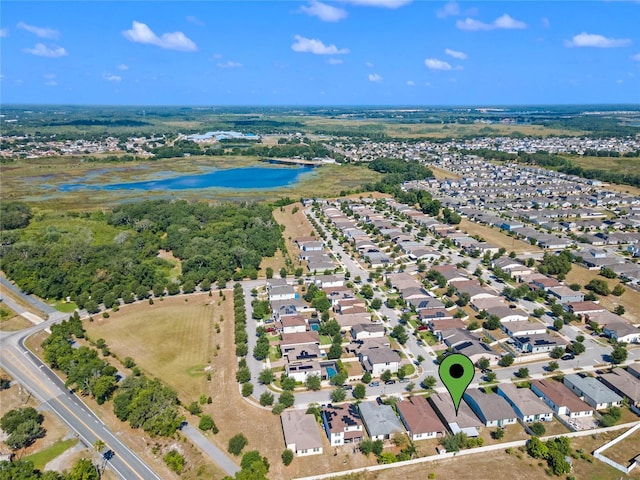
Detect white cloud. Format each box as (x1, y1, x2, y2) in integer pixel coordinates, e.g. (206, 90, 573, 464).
(300, 1, 348, 22)
(541, 17, 550, 28)
(17, 21, 60, 39)
(406, 80, 415, 86)
(616, 79, 624, 84)
(368, 73, 383, 82)
(565, 32, 631, 48)
(122, 21, 197, 51)
(445, 48, 467, 59)
(44, 73, 56, 79)
(425, 58, 452, 70)
(632, 53, 640, 61)
(365, 61, 374, 67)
(0, 28, 8, 38)
(328, 58, 343, 64)
(217, 61, 243, 68)
(44, 80, 57, 86)
(291, 35, 349, 55)
(436, 1, 460, 18)
(186, 16, 205, 26)
(103, 73, 122, 82)
(212, 53, 223, 59)
(341, 0, 411, 7)
(22, 43, 68, 58)
(117, 64, 129, 70)
(456, 14, 527, 31)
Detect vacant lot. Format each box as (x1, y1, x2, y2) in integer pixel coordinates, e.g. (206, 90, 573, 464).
(564, 264, 640, 321)
(84, 293, 218, 402)
(459, 219, 542, 255)
(271, 202, 316, 271)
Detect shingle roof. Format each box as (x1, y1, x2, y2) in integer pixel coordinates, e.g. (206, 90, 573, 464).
(498, 383, 553, 417)
(397, 396, 446, 435)
(281, 410, 323, 452)
(358, 402, 405, 437)
(530, 379, 592, 413)
(564, 374, 622, 405)
(464, 388, 517, 422)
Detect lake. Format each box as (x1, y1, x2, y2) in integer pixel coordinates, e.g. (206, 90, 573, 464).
(60, 166, 315, 192)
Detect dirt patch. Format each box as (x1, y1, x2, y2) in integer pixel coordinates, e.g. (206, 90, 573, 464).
(271, 202, 316, 271)
(459, 219, 542, 255)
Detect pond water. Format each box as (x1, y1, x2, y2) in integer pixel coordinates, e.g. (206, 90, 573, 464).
(60, 166, 315, 191)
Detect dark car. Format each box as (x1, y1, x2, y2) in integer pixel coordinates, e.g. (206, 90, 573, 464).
(481, 368, 492, 374)
(384, 380, 396, 385)
(342, 384, 353, 390)
(561, 354, 575, 361)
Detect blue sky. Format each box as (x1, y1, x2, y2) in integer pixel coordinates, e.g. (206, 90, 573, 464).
(1, 1, 639, 105)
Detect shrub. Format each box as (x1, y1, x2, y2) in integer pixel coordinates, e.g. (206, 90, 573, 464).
(228, 433, 248, 456)
(282, 449, 294, 466)
(164, 450, 185, 473)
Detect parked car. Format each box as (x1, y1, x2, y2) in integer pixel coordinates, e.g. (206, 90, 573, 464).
(561, 354, 575, 361)
(384, 380, 396, 385)
(399, 378, 410, 383)
(342, 384, 353, 390)
(369, 381, 380, 387)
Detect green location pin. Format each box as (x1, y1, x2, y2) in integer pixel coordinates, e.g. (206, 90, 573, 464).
(438, 353, 475, 415)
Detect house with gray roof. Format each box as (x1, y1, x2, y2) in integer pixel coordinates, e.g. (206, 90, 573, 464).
(497, 384, 553, 423)
(463, 388, 518, 427)
(429, 393, 482, 437)
(563, 374, 622, 410)
(359, 347, 400, 376)
(281, 409, 324, 457)
(358, 402, 406, 441)
(598, 368, 640, 411)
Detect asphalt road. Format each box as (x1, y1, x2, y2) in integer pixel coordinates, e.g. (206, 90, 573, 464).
(0, 330, 162, 480)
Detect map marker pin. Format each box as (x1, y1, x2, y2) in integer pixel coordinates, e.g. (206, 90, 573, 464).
(438, 353, 474, 415)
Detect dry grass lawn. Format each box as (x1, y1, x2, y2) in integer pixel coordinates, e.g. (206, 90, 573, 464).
(600, 430, 640, 469)
(271, 202, 316, 270)
(564, 265, 640, 321)
(458, 219, 542, 255)
(84, 293, 219, 403)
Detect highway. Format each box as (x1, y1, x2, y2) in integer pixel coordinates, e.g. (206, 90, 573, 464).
(0, 279, 162, 480)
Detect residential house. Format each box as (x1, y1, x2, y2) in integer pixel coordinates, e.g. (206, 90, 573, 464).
(360, 347, 401, 376)
(563, 374, 622, 410)
(598, 368, 640, 412)
(321, 404, 364, 446)
(548, 286, 585, 304)
(530, 379, 593, 418)
(269, 285, 297, 302)
(279, 315, 308, 334)
(281, 410, 324, 457)
(602, 322, 640, 344)
(358, 402, 406, 441)
(280, 331, 320, 356)
(351, 323, 385, 341)
(396, 395, 446, 441)
(429, 393, 482, 437)
(486, 305, 529, 323)
(502, 320, 547, 337)
(514, 333, 568, 354)
(314, 275, 344, 288)
(283, 343, 322, 362)
(286, 360, 322, 383)
(497, 384, 553, 423)
(463, 389, 518, 427)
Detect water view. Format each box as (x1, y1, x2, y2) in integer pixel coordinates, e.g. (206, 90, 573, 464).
(60, 166, 315, 191)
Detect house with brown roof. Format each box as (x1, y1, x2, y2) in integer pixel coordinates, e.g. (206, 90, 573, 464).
(397, 395, 446, 440)
(281, 410, 324, 457)
(598, 368, 640, 411)
(321, 404, 364, 446)
(280, 331, 320, 355)
(530, 379, 593, 418)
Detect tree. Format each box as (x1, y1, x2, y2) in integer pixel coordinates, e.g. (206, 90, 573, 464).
(547, 361, 559, 372)
(553, 318, 564, 331)
(476, 357, 490, 371)
(353, 383, 366, 399)
(391, 325, 408, 345)
(362, 371, 372, 384)
(236, 367, 251, 384)
(483, 315, 501, 331)
(67, 458, 99, 480)
(258, 369, 275, 385)
(526, 437, 549, 459)
(498, 354, 514, 367)
(492, 428, 504, 440)
(611, 345, 628, 364)
(517, 367, 529, 379)
(570, 341, 585, 355)
(330, 371, 348, 386)
(330, 387, 347, 402)
(614, 305, 625, 315)
(164, 450, 185, 474)
(265, 267, 273, 279)
(370, 298, 382, 310)
(485, 372, 497, 382)
(259, 391, 274, 406)
(305, 375, 321, 391)
(586, 279, 610, 296)
(328, 342, 343, 360)
(281, 449, 294, 466)
(280, 267, 287, 279)
(280, 375, 296, 391)
(240, 450, 269, 471)
(199, 414, 218, 433)
(372, 439, 384, 456)
(359, 439, 374, 456)
(278, 391, 295, 408)
(422, 376, 437, 389)
(241, 382, 254, 397)
(0, 407, 45, 450)
(381, 370, 392, 382)
(361, 284, 374, 299)
(550, 346, 565, 359)
(228, 433, 249, 456)
(612, 284, 625, 297)
(530, 422, 546, 436)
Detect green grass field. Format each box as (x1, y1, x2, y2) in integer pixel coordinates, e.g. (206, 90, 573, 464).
(23, 438, 79, 471)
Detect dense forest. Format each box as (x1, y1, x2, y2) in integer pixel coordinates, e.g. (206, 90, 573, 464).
(0, 200, 283, 305)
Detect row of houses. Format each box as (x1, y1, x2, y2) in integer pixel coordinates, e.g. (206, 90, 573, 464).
(281, 364, 640, 457)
